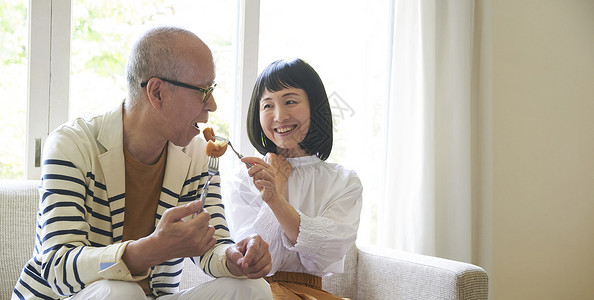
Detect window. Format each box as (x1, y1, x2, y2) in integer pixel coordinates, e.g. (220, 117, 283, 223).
(259, 0, 392, 245)
(0, 0, 28, 179)
(69, 0, 237, 176)
(69, 0, 236, 125)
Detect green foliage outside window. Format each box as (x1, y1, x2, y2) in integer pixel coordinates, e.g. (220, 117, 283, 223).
(0, 0, 27, 179)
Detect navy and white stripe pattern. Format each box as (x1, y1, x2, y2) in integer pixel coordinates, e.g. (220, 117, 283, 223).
(13, 105, 234, 299)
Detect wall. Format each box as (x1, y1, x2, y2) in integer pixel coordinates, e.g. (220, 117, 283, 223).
(476, 0, 594, 299)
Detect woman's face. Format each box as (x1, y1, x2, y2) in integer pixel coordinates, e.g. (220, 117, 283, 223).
(259, 87, 311, 157)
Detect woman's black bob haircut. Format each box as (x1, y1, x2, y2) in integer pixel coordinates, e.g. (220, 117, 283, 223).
(246, 58, 333, 161)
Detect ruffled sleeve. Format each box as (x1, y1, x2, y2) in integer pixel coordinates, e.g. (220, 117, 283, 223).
(223, 157, 363, 275)
(281, 163, 363, 273)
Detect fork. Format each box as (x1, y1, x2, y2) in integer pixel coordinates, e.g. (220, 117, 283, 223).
(214, 136, 253, 168)
(197, 156, 219, 213)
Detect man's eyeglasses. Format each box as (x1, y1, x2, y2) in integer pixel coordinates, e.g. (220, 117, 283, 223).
(141, 77, 216, 104)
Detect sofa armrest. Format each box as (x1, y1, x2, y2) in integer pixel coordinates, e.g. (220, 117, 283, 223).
(356, 245, 488, 300)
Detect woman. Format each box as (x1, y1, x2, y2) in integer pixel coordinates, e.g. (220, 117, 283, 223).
(224, 58, 362, 299)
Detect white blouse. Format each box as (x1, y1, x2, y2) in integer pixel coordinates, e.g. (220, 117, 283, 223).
(223, 155, 363, 277)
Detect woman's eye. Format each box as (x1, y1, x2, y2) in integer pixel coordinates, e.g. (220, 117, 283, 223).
(262, 104, 272, 109)
(286, 100, 297, 105)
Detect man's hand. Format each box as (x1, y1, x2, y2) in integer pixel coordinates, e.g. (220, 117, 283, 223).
(123, 200, 216, 275)
(225, 234, 271, 279)
(151, 200, 217, 258)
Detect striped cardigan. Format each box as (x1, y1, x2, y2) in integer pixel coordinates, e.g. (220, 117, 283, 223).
(13, 105, 235, 299)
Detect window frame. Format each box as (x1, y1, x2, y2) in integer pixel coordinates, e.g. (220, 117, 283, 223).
(26, 0, 70, 179)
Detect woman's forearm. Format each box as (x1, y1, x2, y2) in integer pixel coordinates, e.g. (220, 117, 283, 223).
(267, 195, 300, 245)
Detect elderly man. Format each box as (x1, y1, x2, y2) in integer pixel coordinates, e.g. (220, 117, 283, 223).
(13, 27, 272, 299)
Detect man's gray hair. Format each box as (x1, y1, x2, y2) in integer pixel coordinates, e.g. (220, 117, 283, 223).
(125, 26, 198, 108)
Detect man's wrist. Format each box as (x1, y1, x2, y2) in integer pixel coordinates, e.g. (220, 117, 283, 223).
(123, 236, 163, 275)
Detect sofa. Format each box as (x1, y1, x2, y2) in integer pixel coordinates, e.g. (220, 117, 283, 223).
(1, 179, 488, 299)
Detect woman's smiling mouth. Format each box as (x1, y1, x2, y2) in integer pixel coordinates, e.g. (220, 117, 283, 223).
(275, 125, 297, 135)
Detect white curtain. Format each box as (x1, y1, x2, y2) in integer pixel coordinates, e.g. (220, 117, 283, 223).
(379, 0, 474, 262)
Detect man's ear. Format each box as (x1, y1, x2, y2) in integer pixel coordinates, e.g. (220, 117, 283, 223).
(146, 79, 164, 110)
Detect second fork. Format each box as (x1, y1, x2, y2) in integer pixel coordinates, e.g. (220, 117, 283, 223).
(214, 136, 253, 168)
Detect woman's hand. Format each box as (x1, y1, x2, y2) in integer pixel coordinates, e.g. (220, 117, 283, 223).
(241, 154, 300, 244)
(264, 153, 292, 196)
(241, 154, 292, 204)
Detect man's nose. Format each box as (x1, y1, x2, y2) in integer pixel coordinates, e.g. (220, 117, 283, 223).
(205, 95, 217, 112)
